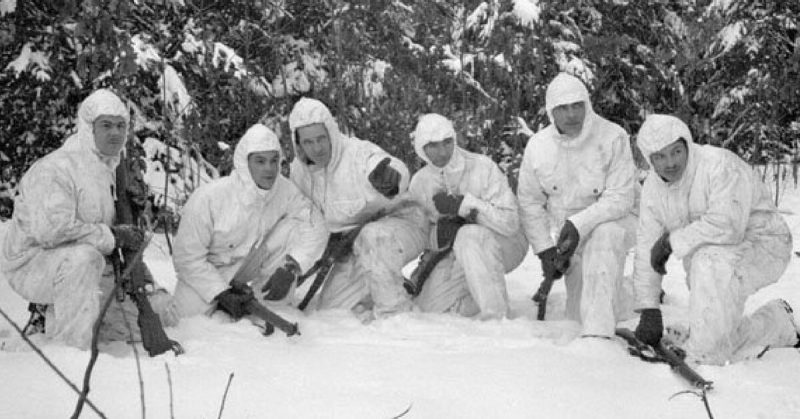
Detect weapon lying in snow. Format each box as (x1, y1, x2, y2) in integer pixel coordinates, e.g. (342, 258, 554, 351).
(228, 214, 300, 337)
(615, 327, 714, 390)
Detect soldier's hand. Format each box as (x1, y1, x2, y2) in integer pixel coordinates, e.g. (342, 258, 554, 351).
(432, 191, 464, 216)
(634, 308, 664, 346)
(215, 286, 255, 320)
(536, 246, 564, 280)
(262, 257, 301, 301)
(556, 220, 579, 260)
(368, 157, 401, 198)
(111, 224, 146, 251)
(650, 232, 672, 275)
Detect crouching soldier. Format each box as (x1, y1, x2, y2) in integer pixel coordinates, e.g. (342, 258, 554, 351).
(0, 89, 174, 350)
(407, 114, 528, 319)
(517, 73, 638, 338)
(288, 98, 427, 321)
(633, 114, 800, 365)
(172, 124, 327, 321)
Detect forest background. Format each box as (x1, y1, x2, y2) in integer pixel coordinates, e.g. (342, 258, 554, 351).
(1, 0, 799, 222)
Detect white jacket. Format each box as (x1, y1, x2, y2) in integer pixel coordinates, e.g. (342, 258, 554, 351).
(288, 98, 413, 232)
(633, 126, 787, 309)
(410, 145, 524, 242)
(1, 90, 126, 299)
(518, 75, 635, 254)
(173, 125, 327, 304)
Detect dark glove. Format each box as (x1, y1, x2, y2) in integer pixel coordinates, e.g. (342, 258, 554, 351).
(436, 215, 468, 249)
(111, 224, 146, 251)
(325, 228, 361, 262)
(634, 308, 664, 346)
(536, 246, 564, 280)
(650, 232, 672, 275)
(215, 286, 255, 320)
(432, 191, 464, 216)
(262, 257, 301, 301)
(556, 220, 579, 260)
(368, 157, 401, 198)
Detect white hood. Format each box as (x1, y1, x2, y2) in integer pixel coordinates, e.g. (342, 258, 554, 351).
(62, 89, 129, 169)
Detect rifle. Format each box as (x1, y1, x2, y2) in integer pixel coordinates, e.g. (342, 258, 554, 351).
(115, 154, 183, 357)
(531, 271, 555, 321)
(403, 247, 451, 297)
(615, 328, 714, 391)
(531, 236, 574, 321)
(296, 199, 423, 310)
(228, 214, 300, 337)
(403, 210, 478, 297)
(296, 226, 362, 311)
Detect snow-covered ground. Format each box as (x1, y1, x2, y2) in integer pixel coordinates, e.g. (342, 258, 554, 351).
(1, 185, 799, 418)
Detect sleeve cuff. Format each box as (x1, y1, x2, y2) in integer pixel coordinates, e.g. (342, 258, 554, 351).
(458, 192, 483, 218)
(567, 212, 594, 243)
(97, 224, 116, 255)
(668, 228, 693, 259)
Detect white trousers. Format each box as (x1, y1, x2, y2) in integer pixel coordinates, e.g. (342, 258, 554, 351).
(7, 243, 176, 350)
(415, 225, 528, 319)
(562, 215, 637, 337)
(173, 217, 300, 318)
(682, 212, 796, 364)
(316, 214, 426, 317)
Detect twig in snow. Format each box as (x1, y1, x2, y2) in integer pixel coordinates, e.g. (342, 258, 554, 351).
(0, 304, 107, 418)
(670, 389, 715, 419)
(165, 363, 175, 419)
(217, 373, 235, 419)
(73, 237, 151, 418)
(72, 270, 122, 419)
(119, 299, 146, 419)
(390, 403, 413, 418)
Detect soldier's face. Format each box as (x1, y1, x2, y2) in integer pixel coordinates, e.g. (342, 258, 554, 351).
(423, 137, 455, 168)
(296, 123, 332, 167)
(649, 139, 688, 183)
(248, 150, 280, 190)
(552, 101, 586, 137)
(92, 115, 127, 156)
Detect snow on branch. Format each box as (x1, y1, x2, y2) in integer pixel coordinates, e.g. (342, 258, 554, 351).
(714, 21, 746, 53)
(5, 43, 51, 81)
(160, 64, 193, 120)
(212, 42, 248, 78)
(0, 0, 15, 16)
(131, 34, 162, 70)
(512, 0, 541, 28)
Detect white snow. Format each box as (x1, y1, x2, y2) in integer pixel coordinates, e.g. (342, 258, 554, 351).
(5, 42, 51, 81)
(0, 0, 15, 16)
(212, 42, 248, 79)
(1, 183, 800, 418)
(270, 39, 327, 98)
(716, 21, 746, 53)
(131, 34, 162, 70)
(160, 64, 193, 119)
(512, 0, 541, 28)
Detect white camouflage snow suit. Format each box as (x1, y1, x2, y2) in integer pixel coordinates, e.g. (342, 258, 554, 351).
(635, 114, 798, 364)
(409, 114, 528, 319)
(288, 98, 427, 318)
(1, 89, 174, 350)
(518, 73, 638, 336)
(172, 124, 327, 317)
